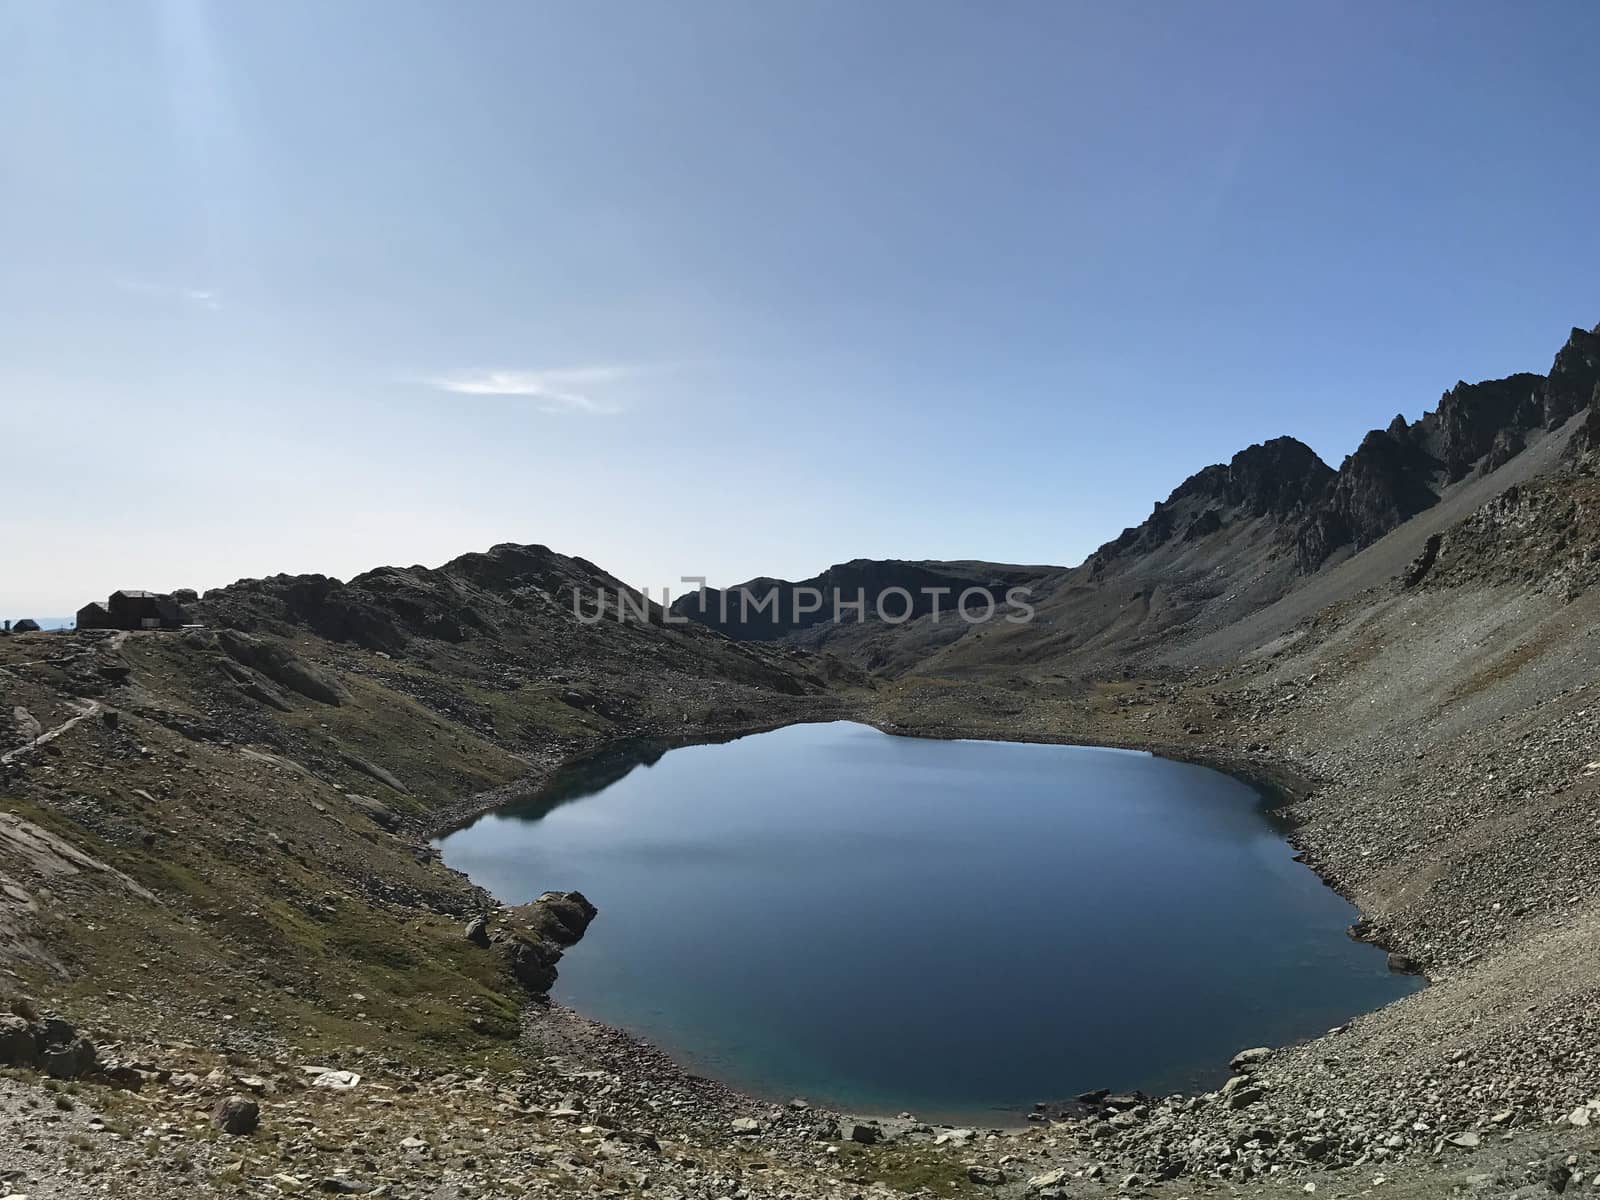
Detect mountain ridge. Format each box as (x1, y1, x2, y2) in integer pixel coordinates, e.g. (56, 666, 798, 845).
(675, 321, 1600, 675)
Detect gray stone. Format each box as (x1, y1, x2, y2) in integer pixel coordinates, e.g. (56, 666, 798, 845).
(1226, 1085, 1264, 1111)
(12, 707, 42, 741)
(218, 629, 350, 707)
(845, 1121, 881, 1144)
(213, 1094, 261, 1135)
(0, 1014, 38, 1067)
(967, 1166, 1005, 1185)
(1229, 1046, 1273, 1072)
(347, 794, 399, 831)
(41, 1036, 97, 1079)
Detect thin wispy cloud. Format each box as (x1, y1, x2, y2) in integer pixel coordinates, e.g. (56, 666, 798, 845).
(114, 276, 222, 311)
(426, 365, 650, 415)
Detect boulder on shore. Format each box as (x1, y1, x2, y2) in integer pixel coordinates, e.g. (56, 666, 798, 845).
(519, 891, 598, 946)
(845, 1121, 881, 1144)
(1230, 1046, 1273, 1072)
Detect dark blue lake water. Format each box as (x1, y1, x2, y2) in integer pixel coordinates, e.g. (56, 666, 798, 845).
(438, 721, 1417, 1122)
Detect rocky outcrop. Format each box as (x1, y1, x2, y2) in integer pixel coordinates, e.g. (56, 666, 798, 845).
(463, 892, 599, 997)
(1542, 324, 1600, 429)
(338, 752, 408, 795)
(1568, 400, 1600, 460)
(0, 1011, 100, 1080)
(1479, 426, 1526, 476)
(346, 794, 400, 831)
(215, 657, 295, 712)
(1412, 475, 1600, 598)
(1296, 428, 1441, 570)
(1419, 373, 1543, 482)
(498, 935, 565, 994)
(521, 890, 597, 946)
(217, 630, 350, 706)
(12, 706, 42, 743)
(1399, 532, 1443, 588)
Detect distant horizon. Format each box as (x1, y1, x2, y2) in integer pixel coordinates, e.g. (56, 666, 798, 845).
(6, 3, 1598, 615)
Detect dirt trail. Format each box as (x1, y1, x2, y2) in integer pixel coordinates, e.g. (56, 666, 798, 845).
(0, 698, 102, 766)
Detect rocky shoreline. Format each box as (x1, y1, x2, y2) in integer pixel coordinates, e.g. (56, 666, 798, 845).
(412, 706, 1466, 1187)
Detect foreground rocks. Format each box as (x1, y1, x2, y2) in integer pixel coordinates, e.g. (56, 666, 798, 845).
(0, 1009, 942, 1200)
(0, 1009, 99, 1081)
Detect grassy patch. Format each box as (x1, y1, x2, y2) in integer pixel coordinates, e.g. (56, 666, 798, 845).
(836, 1143, 975, 1196)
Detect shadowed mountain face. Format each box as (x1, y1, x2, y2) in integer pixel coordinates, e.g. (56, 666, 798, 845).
(1293, 426, 1443, 572)
(1542, 324, 1600, 429)
(1092, 436, 1333, 569)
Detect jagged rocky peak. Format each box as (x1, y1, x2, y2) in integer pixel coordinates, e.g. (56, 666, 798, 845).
(1162, 435, 1334, 518)
(1407, 373, 1545, 482)
(1295, 427, 1440, 571)
(1096, 436, 1332, 563)
(1544, 323, 1600, 429)
(1296, 322, 1600, 571)
(1224, 436, 1337, 517)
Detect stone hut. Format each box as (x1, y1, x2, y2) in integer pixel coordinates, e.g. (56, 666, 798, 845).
(78, 590, 190, 631)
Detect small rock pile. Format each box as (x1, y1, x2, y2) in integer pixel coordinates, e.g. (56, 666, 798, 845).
(0, 1002, 101, 1082)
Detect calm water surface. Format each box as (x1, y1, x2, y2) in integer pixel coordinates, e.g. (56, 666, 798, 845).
(438, 721, 1417, 1121)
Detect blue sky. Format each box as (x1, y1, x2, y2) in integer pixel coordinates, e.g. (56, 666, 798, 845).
(3, 1, 1597, 616)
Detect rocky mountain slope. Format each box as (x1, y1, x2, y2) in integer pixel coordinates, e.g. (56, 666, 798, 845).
(841, 323, 1600, 679)
(0, 542, 853, 1087)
